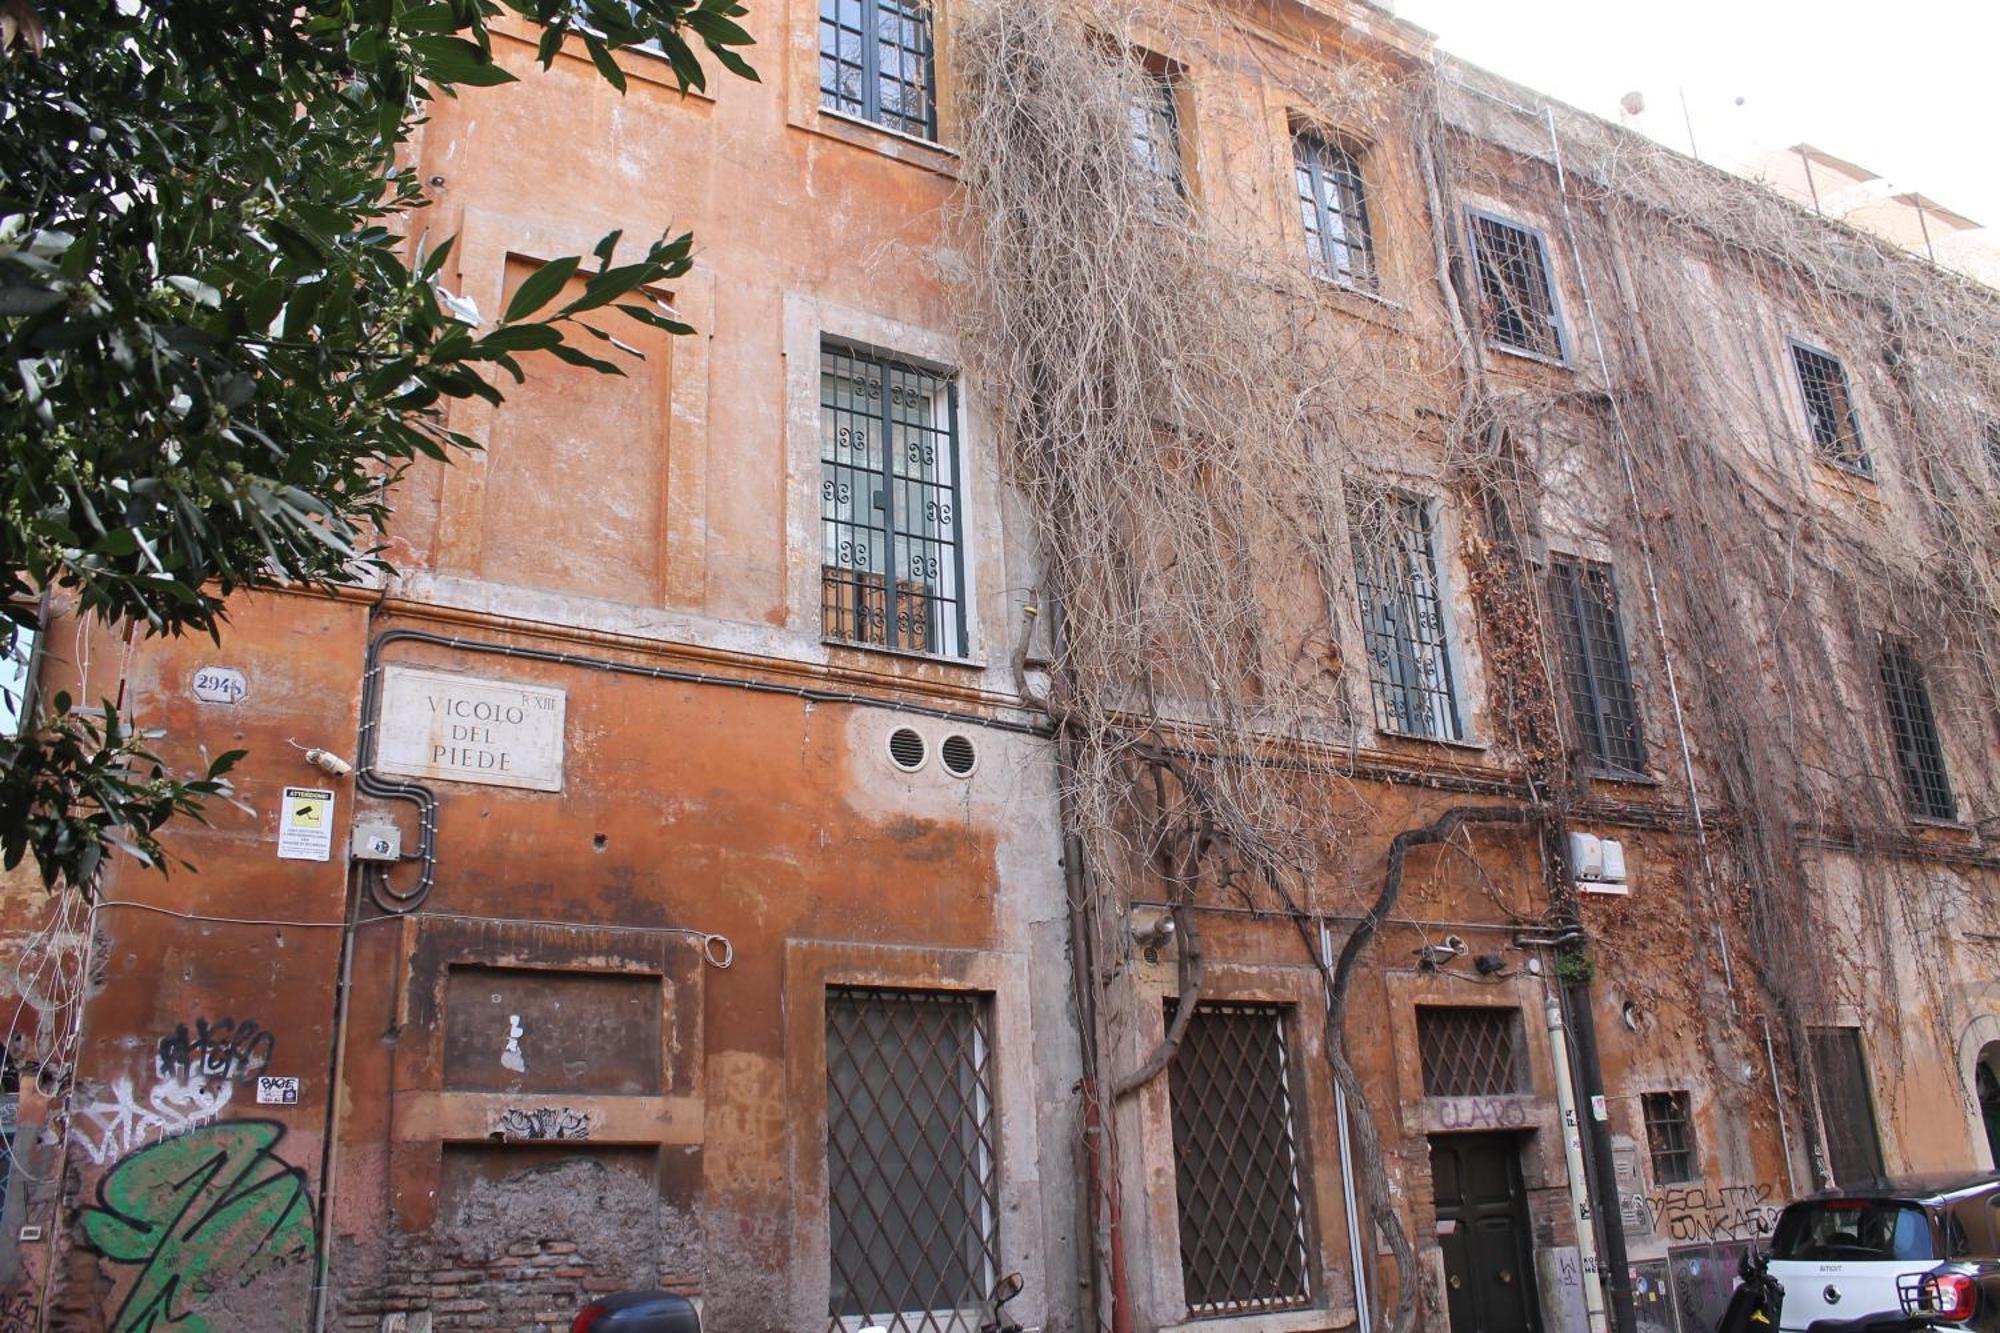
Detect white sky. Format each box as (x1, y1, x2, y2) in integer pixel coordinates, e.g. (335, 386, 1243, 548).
(1394, 0, 2000, 230)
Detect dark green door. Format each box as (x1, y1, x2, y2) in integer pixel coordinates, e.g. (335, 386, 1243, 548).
(1431, 1134, 1543, 1333)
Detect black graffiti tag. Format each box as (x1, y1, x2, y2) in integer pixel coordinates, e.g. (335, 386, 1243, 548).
(156, 1017, 276, 1086)
(1646, 1183, 1781, 1243)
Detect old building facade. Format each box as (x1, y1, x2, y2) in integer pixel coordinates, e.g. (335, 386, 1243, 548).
(0, 2, 1995, 1333)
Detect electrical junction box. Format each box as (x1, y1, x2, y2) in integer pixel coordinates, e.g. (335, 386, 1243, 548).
(1569, 831, 1630, 894)
(351, 822, 402, 863)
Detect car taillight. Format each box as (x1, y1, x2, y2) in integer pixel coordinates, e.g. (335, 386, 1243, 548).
(1927, 1273, 1979, 1322)
(571, 1304, 609, 1333)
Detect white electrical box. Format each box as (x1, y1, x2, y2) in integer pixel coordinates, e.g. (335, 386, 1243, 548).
(1570, 831, 1631, 894)
(351, 822, 403, 863)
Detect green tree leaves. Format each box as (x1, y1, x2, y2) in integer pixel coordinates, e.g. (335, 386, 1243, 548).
(0, 0, 754, 890)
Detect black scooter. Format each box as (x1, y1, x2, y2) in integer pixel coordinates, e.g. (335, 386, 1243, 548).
(1716, 1249, 1784, 1332)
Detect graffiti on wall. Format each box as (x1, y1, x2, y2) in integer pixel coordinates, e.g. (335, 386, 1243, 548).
(1645, 1183, 1781, 1244)
(0, 1287, 34, 1333)
(1432, 1097, 1530, 1131)
(490, 1106, 592, 1141)
(75, 1071, 233, 1167)
(80, 1119, 315, 1333)
(155, 1018, 275, 1087)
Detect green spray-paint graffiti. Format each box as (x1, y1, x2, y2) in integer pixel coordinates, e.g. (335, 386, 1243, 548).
(80, 1119, 315, 1332)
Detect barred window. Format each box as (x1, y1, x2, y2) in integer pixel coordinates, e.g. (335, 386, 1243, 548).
(1348, 492, 1461, 741)
(1127, 60, 1185, 206)
(0, 620, 36, 740)
(1809, 1027, 1885, 1188)
(1549, 556, 1647, 777)
(1642, 1091, 1697, 1185)
(1167, 1002, 1313, 1317)
(821, 345, 968, 659)
(1294, 131, 1376, 291)
(826, 988, 998, 1333)
(1982, 418, 2000, 480)
(1417, 1006, 1526, 1098)
(1467, 211, 1565, 361)
(1790, 341, 1871, 475)
(819, 0, 938, 140)
(1880, 639, 1954, 821)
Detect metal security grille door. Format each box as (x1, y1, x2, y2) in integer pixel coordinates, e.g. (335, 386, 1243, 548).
(826, 988, 999, 1333)
(1808, 1027, 1885, 1187)
(1417, 1007, 1527, 1098)
(1548, 556, 1647, 777)
(1880, 639, 1955, 820)
(1789, 341, 1871, 475)
(1167, 1003, 1314, 1316)
(1467, 213, 1565, 361)
(1349, 493, 1462, 740)
(818, 0, 937, 139)
(821, 346, 967, 658)
(1294, 133, 1376, 291)
(1642, 1091, 1697, 1185)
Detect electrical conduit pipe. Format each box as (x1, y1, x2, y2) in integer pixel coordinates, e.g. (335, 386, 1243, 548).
(1546, 992, 1611, 1333)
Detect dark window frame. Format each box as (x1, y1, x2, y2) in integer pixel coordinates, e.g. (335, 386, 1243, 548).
(1292, 128, 1377, 293)
(820, 341, 971, 661)
(1347, 490, 1464, 742)
(1879, 637, 1955, 822)
(824, 985, 1000, 1333)
(1166, 1000, 1316, 1318)
(1126, 51, 1188, 208)
(1641, 1090, 1698, 1185)
(1465, 208, 1569, 364)
(818, 0, 940, 142)
(1788, 338, 1873, 477)
(1548, 555, 1648, 778)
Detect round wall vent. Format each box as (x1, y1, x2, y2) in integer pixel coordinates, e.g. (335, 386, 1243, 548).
(940, 733, 977, 777)
(887, 726, 927, 772)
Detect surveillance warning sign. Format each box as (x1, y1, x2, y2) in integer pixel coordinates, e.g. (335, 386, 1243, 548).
(277, 787, 335, 861)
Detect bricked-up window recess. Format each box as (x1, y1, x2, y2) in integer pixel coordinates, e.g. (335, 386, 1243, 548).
(1348, 493, 1462, 740)
(1416, 1006, 1527, 1098)
(1642, 1091, 1698, 1185)
(1809, 1027, 1886, 1188)
(1789, 341, 1871, 475)
(819, 0, 938, 140)
(826, 988, 999, 1333)
(821, 344, 968, 658)
(1549, 556, 1647, 777)
(1167, 1002, 1314, 1317)
(1880, 638, 1955, 821)
(1127, 58, 1186, 208)
(1467, 211, 1565, 361)
(1294, 131, 1376, 292)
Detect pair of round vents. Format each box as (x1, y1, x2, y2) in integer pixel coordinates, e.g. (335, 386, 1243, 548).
(887, 726, 977, 777)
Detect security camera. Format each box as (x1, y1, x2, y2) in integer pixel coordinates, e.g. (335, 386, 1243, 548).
(1131, 908, 1176, 950)
(1415, 936, 1470, 968)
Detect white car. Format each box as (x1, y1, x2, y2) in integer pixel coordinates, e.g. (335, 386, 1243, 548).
(1766, 1173, 2000, 1330)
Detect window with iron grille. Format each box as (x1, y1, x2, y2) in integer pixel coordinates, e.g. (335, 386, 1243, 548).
(1348, 492, 1462, 741)
(1294, 131, 1376, 292)
(1808, 1027, 1885, 1188)
(821, 344, 968, 659)
(1880, 638, 1955, 821)
(826, 988, 998, 1333)
(1982, 417, 2000, 481)
(1167, 1002, 1314, 1317)
(1467, 211, 1565, 362)
(0, 621, 36, 740)
(1417, 1006, 1527, 1098)
(1790, 341, 1871, 475)
(1642, 1091, 1698, 1185)
(1548, 556, 1647, 777)
(1127, 60, 1186, 206)
(819, 0, 938, 140)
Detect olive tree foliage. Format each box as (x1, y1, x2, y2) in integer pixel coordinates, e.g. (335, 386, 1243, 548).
(0, 0, 754, 890)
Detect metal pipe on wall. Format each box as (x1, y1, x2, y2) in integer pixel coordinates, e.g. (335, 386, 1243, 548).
(1323, 918, 1373, 1333)
(1563, 978, 1636, 1333)
(1545, 990, 1611, 1333)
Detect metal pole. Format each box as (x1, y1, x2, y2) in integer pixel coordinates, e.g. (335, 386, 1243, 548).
(1546, 992, 1612, 1333)
(1324, 919, 1373, 1333)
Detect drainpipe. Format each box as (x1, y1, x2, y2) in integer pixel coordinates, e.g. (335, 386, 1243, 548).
(1322, 919, 1372, 1333)
(1563, 978, 1636, 1333)
(1545, 991, 1611, 1333)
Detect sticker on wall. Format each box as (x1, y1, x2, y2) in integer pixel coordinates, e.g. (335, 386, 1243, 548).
(375, 665, 567, 792)
(277, 787, 335, 861)
(255, 1076, 301, 1106)
(191, 666, 247, 705)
